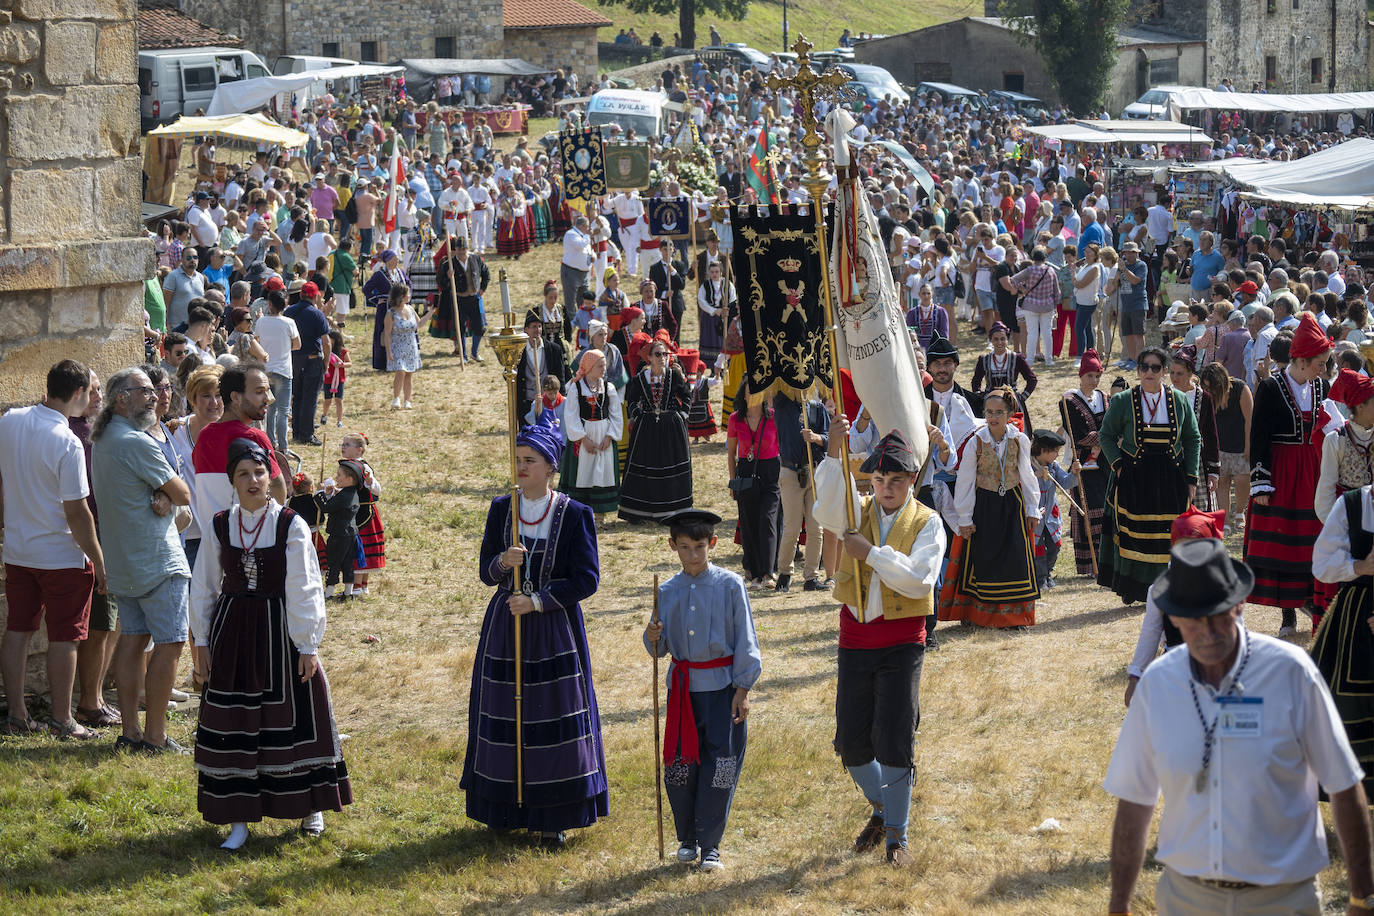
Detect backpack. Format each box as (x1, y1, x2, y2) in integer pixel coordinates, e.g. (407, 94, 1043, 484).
(343, 193, 359, 223)
(952, 269, 966, 300)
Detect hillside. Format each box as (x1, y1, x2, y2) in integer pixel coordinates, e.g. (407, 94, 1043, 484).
(593, 0, 983, 60)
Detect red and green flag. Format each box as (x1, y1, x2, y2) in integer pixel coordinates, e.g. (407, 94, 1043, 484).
(745, 121, 780, 207)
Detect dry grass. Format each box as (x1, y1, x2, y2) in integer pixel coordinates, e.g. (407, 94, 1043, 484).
(0, 123, 1356, 914)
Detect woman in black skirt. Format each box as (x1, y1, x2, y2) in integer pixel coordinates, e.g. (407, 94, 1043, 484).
(1313, 483, 1374, 797)
(725, 381, 782, 589)
(618, 334, 694, 522)
(1059, 348, 1108, 577)
(190, 439, 351, 851)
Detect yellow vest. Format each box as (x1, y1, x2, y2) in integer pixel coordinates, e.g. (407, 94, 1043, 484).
(832, 495, 935, 621)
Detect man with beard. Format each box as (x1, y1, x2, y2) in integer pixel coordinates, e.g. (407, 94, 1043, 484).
(191, 361, 286, 526)
(90, 367, 193, 753)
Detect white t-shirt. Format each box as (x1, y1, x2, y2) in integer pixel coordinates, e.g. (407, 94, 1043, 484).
(0, 403, 90, 569)
(186, 205, 218, 247)
(306, 232, 332, 269)
(254, 313, 300, 378)
(973, 243, 1005, 292)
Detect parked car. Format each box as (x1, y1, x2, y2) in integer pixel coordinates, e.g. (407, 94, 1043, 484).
(1120, 85, 1203, 120)
(836, 63, 909, 105)
(701, 43, 773, 71)
(988, 89, 1049, 122)
(914, 81, 987, 110)
(139, 47, 272, 131)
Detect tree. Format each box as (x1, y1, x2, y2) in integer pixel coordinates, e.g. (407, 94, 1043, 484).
(1000, 0, 1131, 115)
(596, 0, 750, 50)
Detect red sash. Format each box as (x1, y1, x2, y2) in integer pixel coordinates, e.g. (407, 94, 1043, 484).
(639, 239, 659, 251)
(664, 655, 733, 765)
(472, 203, 488, 211)
(618, 216, 638, 228)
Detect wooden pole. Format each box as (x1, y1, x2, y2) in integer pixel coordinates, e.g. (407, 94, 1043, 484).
(319, 430, 327, 482)
(1073, 475, 1099, 579)
(444, 234, 467, 370)
(651, 573, 664, 862)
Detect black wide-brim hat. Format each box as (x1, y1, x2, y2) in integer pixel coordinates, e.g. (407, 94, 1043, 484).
(1151, 538, 1254, 618)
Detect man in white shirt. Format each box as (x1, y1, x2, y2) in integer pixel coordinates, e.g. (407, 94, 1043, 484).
(1320, 250, 1347, 297)
(437, 171, 472, 248)
(560, 216, 594, 337)
(0, 359, 105, 739)
(612, 189, 648, 276)
(1105, 539, 1373, 915)
(253, 289, 301, 451)
(186, 191, 220, 267)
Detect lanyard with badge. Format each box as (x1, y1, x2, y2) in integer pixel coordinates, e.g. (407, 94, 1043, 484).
(1187, 626, 1256, 793)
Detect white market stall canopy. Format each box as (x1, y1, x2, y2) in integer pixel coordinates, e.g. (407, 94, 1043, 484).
(206, 64, 404, 116)
(146, 112, 308, 147)
(1212, 138, 1374, 210)
(1166, 87, 1374, 118)
(1025, 120, 1213, 145)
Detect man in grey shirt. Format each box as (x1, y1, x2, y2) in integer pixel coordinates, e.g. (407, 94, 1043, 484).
(90, 367, 193, 754)
(161, 250, 206, 331)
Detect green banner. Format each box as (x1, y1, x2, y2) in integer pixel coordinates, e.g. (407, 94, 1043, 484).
(603, 143, 651, 191)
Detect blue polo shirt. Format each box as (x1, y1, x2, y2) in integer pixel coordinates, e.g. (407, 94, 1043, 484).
(284, 301, 330, 358)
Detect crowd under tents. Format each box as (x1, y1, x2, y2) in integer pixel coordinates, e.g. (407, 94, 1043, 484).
(398, 58, 551, 103)
(1025, 119, 1214, 146)
(143, 113, 309, 205)
(1164, 88, 1374, 119)
(1207, 137, 1374, 211)
(205, 64, 405, 117)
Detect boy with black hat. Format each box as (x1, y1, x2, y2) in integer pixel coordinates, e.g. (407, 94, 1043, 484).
(315, 459, 363, 599)
(812, 421, 947, 866)
(1030, 429, 1081, 592)
(645, 508, 762, 873)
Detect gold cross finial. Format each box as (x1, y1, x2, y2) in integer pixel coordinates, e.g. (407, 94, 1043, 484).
(764, 33, 859, 194)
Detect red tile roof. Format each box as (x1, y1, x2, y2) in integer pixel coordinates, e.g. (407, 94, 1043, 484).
(137, 6, 243, 50)
(504, 0, 612, 29)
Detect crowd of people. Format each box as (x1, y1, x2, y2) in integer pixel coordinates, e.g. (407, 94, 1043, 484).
(12, 45, 1374, 907)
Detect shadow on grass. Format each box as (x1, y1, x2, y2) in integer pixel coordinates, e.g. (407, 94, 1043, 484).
(972, 853, 1115, 904)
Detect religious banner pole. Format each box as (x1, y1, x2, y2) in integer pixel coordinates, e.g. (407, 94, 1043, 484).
(651, 573, 665, 861)
(490, 267, 528, 806)
(766, 36, 866, 608)
(445, 235, 467, 370)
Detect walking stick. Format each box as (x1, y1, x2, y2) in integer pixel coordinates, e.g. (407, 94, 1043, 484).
(1051, 475, 1099, 578)
(319, 431, 327, 481)
(651, 573, 665, 861)
(444, 234, 468, 371)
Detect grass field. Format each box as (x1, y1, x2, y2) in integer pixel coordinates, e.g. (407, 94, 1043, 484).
(593, 0, 984, 58)
(0, 123, 1359, 914)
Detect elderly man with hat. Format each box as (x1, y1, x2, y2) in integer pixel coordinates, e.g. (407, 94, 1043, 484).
(515, 308, 569, 428)
(1105, 538, 1374, 916)
(812, 422, 947, 866)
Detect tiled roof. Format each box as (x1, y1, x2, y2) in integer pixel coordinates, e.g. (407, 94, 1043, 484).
(504, 0, 612, 29)
(137, 6, 244, 50)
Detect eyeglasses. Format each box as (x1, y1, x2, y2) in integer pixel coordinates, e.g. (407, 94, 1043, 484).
(122, 385, 156, 397)
(154, 384, 174, 393)
(651, 351, 670, 358)
(1138, 363, 1164, 373)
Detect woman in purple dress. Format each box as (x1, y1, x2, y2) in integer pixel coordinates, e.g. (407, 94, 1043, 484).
(460, 418, 608, 848)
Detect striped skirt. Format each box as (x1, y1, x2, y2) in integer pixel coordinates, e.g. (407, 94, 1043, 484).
(1098, 446, 1190, 604)
(357, 500, 386, 570)
(946, 485, 1039, 627)
(1244, 442, 1322, 609)
(195, 593, 351, 825)
(1310, 577, 1374, 798)
(1069, 466, 1107, 576)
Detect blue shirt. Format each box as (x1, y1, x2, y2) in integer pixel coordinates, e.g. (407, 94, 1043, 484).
(285, 301, 330, 357)
(203, 263, 233, 297)
(1119, 258, 1148, 312)
(1036, 461, 1075, 540)
(1191, 249, 1225, 292)
(646, 563, 762, 694)
(1076, 221, 1107, 257)
(773, 396, 829, 470)
(89, 414, 190, 597)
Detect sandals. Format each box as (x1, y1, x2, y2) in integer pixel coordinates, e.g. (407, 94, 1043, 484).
(75, 706, 122, 728)
(47, 718, 94, 741)
(3, 715, 42, 736)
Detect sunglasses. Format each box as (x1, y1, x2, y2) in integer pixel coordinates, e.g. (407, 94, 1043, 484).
(1139, 363, 1164, 373)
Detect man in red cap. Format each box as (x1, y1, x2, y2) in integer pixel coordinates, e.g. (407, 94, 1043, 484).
(813, 422, 946, 866)
(1245, 311, 1331, 635)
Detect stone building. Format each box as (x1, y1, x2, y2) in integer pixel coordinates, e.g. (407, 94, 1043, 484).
(858, 17, 1204, 114)
(0, 0, 153, 691)
(504, 0, 610, 87)
(137, 0, 243, 51)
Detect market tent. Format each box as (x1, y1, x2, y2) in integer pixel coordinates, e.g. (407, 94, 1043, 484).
(1025, 121, 1213, 145)
(1166, 88, 1374, 118)
(398, 57, 550, 102)
(206, 64, 403, 116)
(147, 112, 308, 147)
(1215, 138, 1374, 210)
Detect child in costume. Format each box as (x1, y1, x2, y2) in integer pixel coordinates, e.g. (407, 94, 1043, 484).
(288, 471, 329, 574)
(321, 329, 350, 428)
(315, 459, 362, 599)
(679, 348, 719, 442)
(571, 288, 603, 352)
(1030, 429, 1081, 592)
(190, 438, 350, 850)
(644, 508, 762, 873)
(341, 434, 384, 596)
(524, 375, 566, 429)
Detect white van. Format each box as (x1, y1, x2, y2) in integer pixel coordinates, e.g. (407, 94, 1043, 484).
(139, 47, 272, 131)
(586, 89, 678, 139)
(272, 54, 357, 76)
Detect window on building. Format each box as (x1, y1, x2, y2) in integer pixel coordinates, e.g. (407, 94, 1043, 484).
(322, 41, 340, 57)
(1266, 0, 1276, 13)
(1265, 55, 1277, 86)
(361, 40, 378, 62)
(435, 36, 455, 58)
(1002, 72, 1024, 92)
(1311, 57, 1323, 82)
(1292, 0, 1299, 8)
(1148, 57, 1179, 84)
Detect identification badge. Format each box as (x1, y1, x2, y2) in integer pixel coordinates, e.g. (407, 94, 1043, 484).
(1216, 696, 1262, 738)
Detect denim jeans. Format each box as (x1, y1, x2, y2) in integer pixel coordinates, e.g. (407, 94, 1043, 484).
(1074, 304, 1097, 353)
(291, 354, 324, 442)
(266, 371, 291, 449)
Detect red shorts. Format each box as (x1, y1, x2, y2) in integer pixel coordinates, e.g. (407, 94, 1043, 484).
(3, 563, 94, 642)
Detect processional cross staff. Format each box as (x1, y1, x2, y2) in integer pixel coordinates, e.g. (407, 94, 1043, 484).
(764, 37, 869, 609)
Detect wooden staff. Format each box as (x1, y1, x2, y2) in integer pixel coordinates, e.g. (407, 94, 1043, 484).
(443, 233, 468, 371)
(651, 573, 664, 861)
(319, 431, 327, 481)
(1073, 474, 1100, 579)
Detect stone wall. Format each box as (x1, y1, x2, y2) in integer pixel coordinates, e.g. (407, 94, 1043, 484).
(0, 0, 153, 694)
(504, 27, 599, 92)
(1206, 0, 1368, 92)
(181, 0, 504, 63)
(1107, 42, 1207, 115)
(858, 20, 1059, 100)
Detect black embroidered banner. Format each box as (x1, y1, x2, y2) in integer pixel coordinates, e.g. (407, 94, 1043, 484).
(559, 126, 605, 202)
(648, 196, 690, 238)
(729, 205, 830, 397)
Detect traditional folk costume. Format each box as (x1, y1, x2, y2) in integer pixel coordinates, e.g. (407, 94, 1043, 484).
(619, 361, 694, 522)
(190, 442, 351, 834)
(468, 181, 493, 254)
(1244, 315, 1333, 612)
(905, 300, 950, 353)
(718, 298, 746, 430)
(355, 460, 385, 575)
(550, 175, 574, 236)
(495, 187, 530, 258)
(1058, 350, 1108, 577)
(1097, 384, 1201, 604)
(944, 424, 1042, 627)
(559, 377, 623, 515)
(648, 510, 762, 867)
(1173, 344, 1222, 512)
(1031, 430, 1077, 590)
(529, 176, 552, 245)
(1314, 370, 1374, 612)
(970, 324, 1038, 423)
(679, 349, 719, 442)
(461, 421, 608, 840)
(695, 274, 733, 368)
(1313, 484, 1374, 797)
(812, 430, 946, 864)
(315, 461, 362, 594)
(287, 489, 330, 574)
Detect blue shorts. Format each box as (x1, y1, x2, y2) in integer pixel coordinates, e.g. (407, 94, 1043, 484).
(976, 289, 996, 313)
(115, 574, 190, 644)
